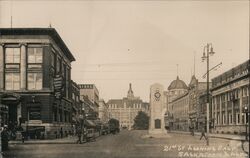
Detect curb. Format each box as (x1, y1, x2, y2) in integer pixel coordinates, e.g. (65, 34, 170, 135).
(169, 131, 246, 141)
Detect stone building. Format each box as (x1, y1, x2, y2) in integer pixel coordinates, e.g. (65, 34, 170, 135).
(211, 60, 249, 134)
(107, 83, 149, 129)
(0, 28, 75, 139)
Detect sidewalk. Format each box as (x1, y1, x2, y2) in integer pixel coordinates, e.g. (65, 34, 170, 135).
(169, 130, 248, 141)
(9, 136, 78, 144)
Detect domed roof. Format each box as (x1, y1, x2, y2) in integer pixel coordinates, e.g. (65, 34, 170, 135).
(168, 76, 188, 90)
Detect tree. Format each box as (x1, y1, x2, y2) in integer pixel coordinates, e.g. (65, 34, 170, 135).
(132, 111, 149, 130)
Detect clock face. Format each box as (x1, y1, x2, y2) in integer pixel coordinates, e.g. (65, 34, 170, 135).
(154, 90, 161, 101)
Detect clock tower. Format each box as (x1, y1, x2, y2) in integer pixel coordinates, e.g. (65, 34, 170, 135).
(149, 83, 166, 135)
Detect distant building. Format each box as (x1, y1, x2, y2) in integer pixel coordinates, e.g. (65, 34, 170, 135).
(171, 92, 189, 131)
(165, 76, 188, 129)
(78, 84, 99, 117)
(99, 99, 109, 123)
(0, 28, 75, 139)
(188, 75, 211, 131)
(107, 83, 149, 129)
(70, 80, 82, 124)
(211, 60, 249, 134)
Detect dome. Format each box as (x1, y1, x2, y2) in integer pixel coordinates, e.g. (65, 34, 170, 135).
(168, 76, 188, 90)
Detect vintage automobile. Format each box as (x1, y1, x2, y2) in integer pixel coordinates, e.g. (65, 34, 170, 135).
(86, 128, 96, 142)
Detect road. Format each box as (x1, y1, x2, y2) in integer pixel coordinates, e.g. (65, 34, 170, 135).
(2, 130, 249, 158)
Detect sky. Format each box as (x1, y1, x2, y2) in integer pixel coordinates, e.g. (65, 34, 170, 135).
(0, 0, 249, 102)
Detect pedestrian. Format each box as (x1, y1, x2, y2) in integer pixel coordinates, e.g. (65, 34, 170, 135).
(60, 127, 63, 138)
(200, 127, 207, 140)
(1, 125, 9, 151)
(76, 126, 82, 144)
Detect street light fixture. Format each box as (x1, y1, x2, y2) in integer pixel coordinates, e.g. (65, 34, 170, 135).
(243, 106, 249, 140)
(201, 43, 215, 146)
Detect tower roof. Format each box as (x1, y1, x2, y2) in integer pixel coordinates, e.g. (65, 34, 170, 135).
(127, 83, 134, 98)
(168, 76, 188, 90)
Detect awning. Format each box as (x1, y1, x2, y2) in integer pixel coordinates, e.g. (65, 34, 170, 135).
(85, 120, 96, 127)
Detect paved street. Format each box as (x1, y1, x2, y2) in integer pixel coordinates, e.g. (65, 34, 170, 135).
(2, 130, 249, 158)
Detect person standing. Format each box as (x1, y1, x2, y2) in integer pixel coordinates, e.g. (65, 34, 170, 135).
(200, 127, 207, 140)
(1, 125, 9, 151)
(76, 126, 82, 144)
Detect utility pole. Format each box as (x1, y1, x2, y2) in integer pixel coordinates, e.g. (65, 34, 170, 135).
(202, 43, 215, 146)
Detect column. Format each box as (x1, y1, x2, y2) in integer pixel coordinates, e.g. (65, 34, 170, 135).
(225, 93, 228, 125)
(239, 88, 243, 124)
(219, 95, 222, 125)
(20, 43, 27, 90)
(214, 96, 217, 125)
(231, 91, 234, 124)
(0, 44, 4, 90)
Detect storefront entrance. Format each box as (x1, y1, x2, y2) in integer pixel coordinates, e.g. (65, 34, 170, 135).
(0, 93, 20, 128)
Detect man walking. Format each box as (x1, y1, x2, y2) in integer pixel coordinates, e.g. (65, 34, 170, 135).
(200, 127, 207, 140)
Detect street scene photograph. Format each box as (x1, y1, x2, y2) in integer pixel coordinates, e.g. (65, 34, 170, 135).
(0, 0, 249, 158)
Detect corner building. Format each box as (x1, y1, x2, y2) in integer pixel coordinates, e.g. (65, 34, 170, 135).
(0, 28, 75, 139)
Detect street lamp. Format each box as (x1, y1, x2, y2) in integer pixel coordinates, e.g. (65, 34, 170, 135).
(201, 43, 215, 145)
(243, 106, 249, 140)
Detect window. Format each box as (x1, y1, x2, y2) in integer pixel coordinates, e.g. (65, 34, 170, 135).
(228, 113, 232, 124)
(28, 72, 42, 90)
(27, 48, 43, 69)
(5, 48, 20, 64)
(29, 107, 41, 120)
(4, 48, 21, 90)
(5, 73, 20, 90)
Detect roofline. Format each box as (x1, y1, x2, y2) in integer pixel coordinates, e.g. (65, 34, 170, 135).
(0, 28, 75, 62)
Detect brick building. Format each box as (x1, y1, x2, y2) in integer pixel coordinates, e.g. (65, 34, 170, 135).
(0, 28, 75, 139)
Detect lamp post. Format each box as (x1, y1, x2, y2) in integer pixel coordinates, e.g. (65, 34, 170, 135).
(243, 106, 249, 140)
(202, 43, 215, 145)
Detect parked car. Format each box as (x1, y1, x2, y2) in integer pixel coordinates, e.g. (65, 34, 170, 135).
(86, 128, 96, 142)
(101, 124, 110, 135)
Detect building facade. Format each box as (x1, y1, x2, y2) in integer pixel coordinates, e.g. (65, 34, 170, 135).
(71, 80, 82, 125)
(188, 75, 211, 131)
(98, 99, 109, 123)
(107, 83, 149, 129)
(171, 92, 189, 131)
(0, 28, 75, 139)
(79, 84, 99, 116)
(165, 76, 188, 130)
(211, 60, 249, 134)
